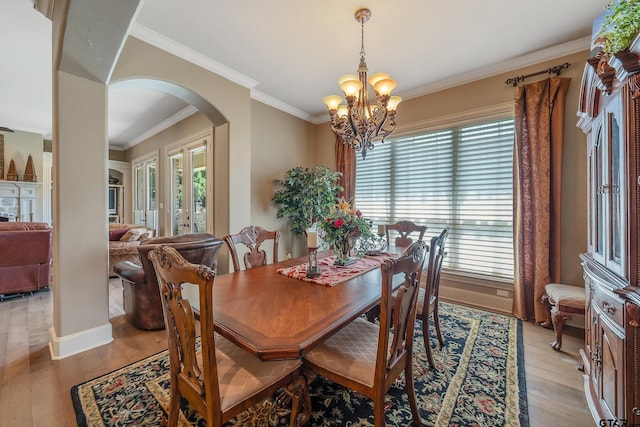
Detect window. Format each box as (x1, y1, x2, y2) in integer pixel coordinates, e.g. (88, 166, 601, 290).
(355, 117, 515, 281)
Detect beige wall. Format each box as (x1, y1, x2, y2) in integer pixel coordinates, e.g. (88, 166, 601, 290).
(250, 100, 316, 259)
(315, 50, 589, 307)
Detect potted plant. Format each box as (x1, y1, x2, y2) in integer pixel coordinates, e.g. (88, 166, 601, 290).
(598, 0, 640, 55)
(272, 165, 343, 236)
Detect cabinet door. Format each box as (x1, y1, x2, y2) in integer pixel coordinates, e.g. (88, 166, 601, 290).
(598, 316, 625, 419)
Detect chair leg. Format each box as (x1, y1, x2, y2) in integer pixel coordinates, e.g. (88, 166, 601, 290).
(433, 305, 444, 348)
(550, 305, 573, 351)
(422, 318, 435, 369)
(405, 359, 423, 426)
(373, 394, 386, 427)
(167, 378, 181, 427)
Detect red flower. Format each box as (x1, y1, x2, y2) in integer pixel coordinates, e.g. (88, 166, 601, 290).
(333, 218, 345, 228)
(356, 209, 362, 218)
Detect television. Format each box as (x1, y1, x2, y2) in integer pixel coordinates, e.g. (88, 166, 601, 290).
(108, 187, 117, 214)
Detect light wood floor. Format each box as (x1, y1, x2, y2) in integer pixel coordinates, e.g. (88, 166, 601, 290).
(0, 279, 593, 426)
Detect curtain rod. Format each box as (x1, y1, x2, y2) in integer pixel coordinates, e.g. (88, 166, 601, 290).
(505, 62, 571, 87)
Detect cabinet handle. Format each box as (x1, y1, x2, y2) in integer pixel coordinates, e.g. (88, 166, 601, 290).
(601, 300, 617, 315)
(633, 407, 640, 416)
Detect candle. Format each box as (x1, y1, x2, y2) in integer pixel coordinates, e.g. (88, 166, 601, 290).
(307, 230, 319, 248)
(377, 224, 385, 235)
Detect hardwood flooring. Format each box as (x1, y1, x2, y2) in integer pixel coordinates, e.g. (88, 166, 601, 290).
(0, 279, 593, 426)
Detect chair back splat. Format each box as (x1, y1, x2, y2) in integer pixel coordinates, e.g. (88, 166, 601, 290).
(149, 245, 303, 427)
(223, 225, 280, 272)
(384, 220, 427, 248)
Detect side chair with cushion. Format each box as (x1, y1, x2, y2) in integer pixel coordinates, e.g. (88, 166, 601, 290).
(384, 220, 427, 248)
(148, 245, 304, 427)
(303, 241, 428, 427)
(415, 227, 449, 369)
(223, 225, 280, 272)
(113, 233, 223, 330)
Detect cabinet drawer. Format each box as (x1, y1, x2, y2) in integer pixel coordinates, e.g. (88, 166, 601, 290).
(592, 285, 624, 328)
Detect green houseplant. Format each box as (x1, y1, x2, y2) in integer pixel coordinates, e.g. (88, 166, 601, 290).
(272, 165, 343, 235)
(598, 0, 640, 55)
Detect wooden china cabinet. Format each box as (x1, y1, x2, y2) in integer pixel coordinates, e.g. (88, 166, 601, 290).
(577, 30, 640, 425)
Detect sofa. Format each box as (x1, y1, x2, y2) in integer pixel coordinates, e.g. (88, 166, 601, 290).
(0, 222, 52, 296)
(109, 223, 155, 276)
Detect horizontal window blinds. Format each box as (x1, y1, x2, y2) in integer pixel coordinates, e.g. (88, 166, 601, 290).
(355, 118, 515, 281)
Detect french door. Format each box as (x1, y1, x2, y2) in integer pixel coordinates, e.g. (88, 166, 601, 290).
(132, 156, 158, 231)
(168, 132, 211, 235)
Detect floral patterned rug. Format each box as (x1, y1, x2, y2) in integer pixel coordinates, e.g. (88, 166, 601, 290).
(71, 302, 528, 426)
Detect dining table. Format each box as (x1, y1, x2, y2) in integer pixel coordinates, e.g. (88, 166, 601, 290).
(211, 251, 399, 361)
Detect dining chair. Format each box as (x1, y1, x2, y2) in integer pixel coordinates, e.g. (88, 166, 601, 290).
(223, 225, 280, 272)
(384, 220, 427, 247)
(148, 245, 304, 427)
(302, 241, 428, 427)
(415, 227, 449, 369)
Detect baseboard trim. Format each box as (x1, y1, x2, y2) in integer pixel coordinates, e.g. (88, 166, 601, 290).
(440, 286, 512, 315)
(48, 323, 113, 360)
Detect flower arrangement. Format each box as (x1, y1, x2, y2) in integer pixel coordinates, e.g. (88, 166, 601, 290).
(318, 199, 373, 264)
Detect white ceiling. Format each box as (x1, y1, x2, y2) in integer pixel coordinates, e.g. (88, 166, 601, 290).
(1, 0, 610, 149)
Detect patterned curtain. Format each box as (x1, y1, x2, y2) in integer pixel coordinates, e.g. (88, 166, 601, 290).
(335, 137, 356, 203)
(512, 76, 571, 322)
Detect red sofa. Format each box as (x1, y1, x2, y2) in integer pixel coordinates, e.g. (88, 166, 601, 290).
(0, 222, 52, 296)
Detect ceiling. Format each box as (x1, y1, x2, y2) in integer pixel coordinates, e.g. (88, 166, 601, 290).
(1, 0, 610, 150)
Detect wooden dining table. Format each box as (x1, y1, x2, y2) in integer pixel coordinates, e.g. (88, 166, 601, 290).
(211, 253, 393, 361)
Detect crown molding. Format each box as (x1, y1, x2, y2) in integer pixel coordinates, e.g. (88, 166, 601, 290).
(250, 89, 314, 123)
(129, 24, 259, 89)
(399, 37, 592, 101)
(111, 104, 198, 151)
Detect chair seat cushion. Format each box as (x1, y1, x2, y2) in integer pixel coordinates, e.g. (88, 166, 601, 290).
(304, 317, 388, 388)
(203, 334, 301, 412)
(545, 283, 585, 309)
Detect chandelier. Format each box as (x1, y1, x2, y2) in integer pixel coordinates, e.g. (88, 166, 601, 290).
(323, 8, 401, 160)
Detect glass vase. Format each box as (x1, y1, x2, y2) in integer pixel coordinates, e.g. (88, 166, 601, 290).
(334, 236, 356, 266)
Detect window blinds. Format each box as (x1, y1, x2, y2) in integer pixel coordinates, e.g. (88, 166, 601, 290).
(355, 118, 515, 281)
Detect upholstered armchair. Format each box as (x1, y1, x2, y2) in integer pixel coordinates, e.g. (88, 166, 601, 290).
(113, 233, 224, 330)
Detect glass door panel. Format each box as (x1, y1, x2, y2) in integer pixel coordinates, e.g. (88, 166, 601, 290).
(132, 159, 158, 231)
(191, 147, 206, 233)
(170, 154, 186, 235)
(594, 125, 605, 260)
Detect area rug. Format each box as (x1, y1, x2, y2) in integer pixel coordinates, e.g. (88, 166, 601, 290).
(71, 302, 528, 426)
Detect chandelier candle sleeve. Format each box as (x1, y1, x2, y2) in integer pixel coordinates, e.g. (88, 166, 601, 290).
(322, 8, 401, 160)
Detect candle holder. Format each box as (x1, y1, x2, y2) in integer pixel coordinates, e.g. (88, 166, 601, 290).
(307, 246, 321, 278)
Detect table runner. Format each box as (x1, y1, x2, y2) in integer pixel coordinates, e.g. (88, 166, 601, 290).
(277, 253, 396, 287)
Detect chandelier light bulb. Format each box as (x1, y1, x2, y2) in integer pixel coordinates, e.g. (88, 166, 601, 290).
(368, 73, 390, 88)
(373, 78, 396, 96)
(387, 96, 402, 112)
(323, 95, 344, 111)
(337, 105, 349, 118)
(339, 78, 363, 98)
